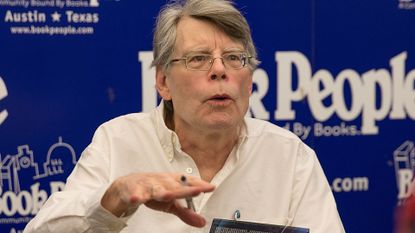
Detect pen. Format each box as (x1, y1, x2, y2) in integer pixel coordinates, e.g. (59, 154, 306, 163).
(180, 175, 196, 212)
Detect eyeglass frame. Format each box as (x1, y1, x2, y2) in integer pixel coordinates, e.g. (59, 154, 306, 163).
(168, 52, 252, 71)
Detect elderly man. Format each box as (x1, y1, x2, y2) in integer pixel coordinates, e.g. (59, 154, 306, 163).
(24, 0, 345, 233)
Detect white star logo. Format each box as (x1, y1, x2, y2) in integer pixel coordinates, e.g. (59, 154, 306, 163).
(51, 12, 61, 22)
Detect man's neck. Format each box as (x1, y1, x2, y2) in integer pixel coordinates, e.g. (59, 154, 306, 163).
(176, 125, 241, 182)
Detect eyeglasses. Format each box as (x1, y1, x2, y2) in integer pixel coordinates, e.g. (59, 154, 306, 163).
(169, 52, 251, 71)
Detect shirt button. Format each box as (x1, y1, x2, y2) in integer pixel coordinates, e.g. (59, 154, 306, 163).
(186, 167, 193, 174)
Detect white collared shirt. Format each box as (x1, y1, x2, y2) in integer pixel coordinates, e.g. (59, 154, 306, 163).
(24, 103, 345, 233)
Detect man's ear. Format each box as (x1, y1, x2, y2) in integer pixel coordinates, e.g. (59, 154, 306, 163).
(155, 65, 172, 100)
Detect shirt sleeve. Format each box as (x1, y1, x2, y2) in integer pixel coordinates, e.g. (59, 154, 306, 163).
(23, 125, 130, 233)
(289, 143, 346, 233)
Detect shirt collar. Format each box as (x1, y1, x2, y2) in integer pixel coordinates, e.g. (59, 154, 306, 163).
(235, 120, 247, 161)
(152, 102, 178, 162)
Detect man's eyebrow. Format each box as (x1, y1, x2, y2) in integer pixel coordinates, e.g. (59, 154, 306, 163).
(223, 47, 245, 53)
(182, 47, 244, 56)
(183, 47, 212, 54)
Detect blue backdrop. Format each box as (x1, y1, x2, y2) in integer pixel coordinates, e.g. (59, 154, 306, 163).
(1, 1, 414, 233)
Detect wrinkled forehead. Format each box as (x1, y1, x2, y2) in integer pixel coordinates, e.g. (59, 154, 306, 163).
(173, 16, 244, 55)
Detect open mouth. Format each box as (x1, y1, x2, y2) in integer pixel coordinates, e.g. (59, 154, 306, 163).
(209, 94, 231, 101)
(206, 94, 232, 106)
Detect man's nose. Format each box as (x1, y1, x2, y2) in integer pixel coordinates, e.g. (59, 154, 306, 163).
(209, 57, 226, 80)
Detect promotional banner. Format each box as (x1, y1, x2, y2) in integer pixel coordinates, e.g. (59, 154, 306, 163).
(1, 1, 414, 233)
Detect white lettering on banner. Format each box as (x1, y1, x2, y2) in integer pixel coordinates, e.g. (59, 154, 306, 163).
(331, 177, 369, 192)
(65, 0, 89, 7)
(314, 122, 359, 137)
(294, 122, 312, 140)
(30, 0, 55, 7)
(397, 169, 414, 199)
(283, 122, 360, 140)
(10, 228, 23, 233)
(0, 1, 30, 8)
(65, 10, 99, 23)
(0, 76, 8, 126)
(0, 182, 65, 216)
(247, 68, 270, 119)
(4, 10, 46, 23)
(56, 0, 65, 8)
(275, 51, 415, 134)
(4, 1, 100, 36)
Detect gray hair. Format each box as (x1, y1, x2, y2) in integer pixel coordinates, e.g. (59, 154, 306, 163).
(151, 0, 260, 71)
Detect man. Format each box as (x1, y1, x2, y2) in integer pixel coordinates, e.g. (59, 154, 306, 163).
(24, 0, 345, 232)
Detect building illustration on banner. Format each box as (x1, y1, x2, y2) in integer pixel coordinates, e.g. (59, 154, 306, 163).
(0, 137, 77, 193)
(394, 140, 415, 203)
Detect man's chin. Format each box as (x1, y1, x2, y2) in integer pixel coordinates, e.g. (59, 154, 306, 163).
(204, 117, 238, 130)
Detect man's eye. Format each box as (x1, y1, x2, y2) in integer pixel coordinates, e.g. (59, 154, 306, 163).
(189, 55, 208, 63)
(226, 54, 241, 61)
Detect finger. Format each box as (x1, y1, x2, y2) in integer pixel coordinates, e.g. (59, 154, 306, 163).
(169, 201, 207, 228)
(148, 177, 214, 202)
(176, 185, 214, 198)
(175, 174, 216, 194)
(175, 174, 215, 187)
(150, 184, 176, 202)
(152, 185, 213, 203)
(129, 182, 153, 204)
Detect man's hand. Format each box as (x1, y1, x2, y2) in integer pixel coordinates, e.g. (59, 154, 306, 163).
(100, 173, 215, 227)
